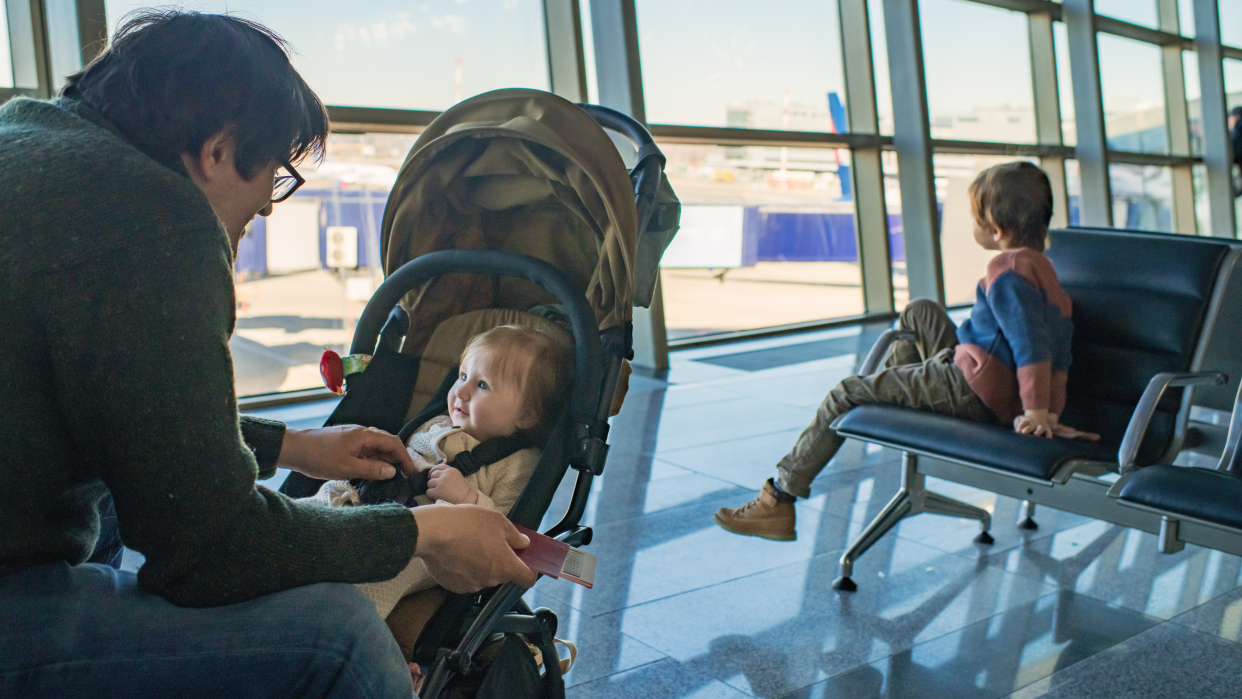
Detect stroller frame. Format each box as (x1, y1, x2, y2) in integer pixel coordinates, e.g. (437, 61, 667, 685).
(318, 104, 669, 698)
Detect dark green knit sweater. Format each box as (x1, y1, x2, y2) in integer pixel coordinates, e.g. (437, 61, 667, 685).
(0, 97, 417, 607)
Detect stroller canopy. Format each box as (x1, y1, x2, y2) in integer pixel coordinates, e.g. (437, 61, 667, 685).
(380, 89, 638, 356)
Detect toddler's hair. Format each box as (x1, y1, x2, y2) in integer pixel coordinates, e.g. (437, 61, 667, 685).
(460, 324, 573, 432)
(968, 161, 1054, 252)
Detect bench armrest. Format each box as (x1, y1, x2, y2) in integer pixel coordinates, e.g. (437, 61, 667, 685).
(859, 329, 918, 375)
(1119, 371, 1228, 472)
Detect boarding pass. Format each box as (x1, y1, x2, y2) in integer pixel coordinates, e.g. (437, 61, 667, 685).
(514, 525, 596, 588)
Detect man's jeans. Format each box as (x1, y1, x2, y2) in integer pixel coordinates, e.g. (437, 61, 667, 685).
(0, 495, 413, 699)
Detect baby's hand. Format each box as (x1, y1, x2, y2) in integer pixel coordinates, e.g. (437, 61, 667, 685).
(426, 463, 478, 504)
(1014, 409, 1054, 439)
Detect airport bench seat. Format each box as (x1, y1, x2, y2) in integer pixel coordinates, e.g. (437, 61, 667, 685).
(1117, 465, 1242, 531)
(834, 405, 1114, 482)
(825, 227, 1242, 592)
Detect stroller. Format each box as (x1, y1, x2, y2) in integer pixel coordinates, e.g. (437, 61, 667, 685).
(279, 88, 680, 698)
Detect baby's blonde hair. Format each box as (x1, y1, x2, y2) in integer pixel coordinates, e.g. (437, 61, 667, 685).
(460, 325, 573, 432)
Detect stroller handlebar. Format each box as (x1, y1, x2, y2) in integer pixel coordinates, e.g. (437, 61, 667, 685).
(576, 103, 655, 151)
(351, 249, 607, 468)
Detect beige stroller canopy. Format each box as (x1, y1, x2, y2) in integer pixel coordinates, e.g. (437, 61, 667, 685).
(381, 88, 642, 356)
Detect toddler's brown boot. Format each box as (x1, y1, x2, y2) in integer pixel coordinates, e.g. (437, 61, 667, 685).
(714, 480, 796, 541)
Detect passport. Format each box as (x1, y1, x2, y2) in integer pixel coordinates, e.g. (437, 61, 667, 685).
(515, 525, 596, 588)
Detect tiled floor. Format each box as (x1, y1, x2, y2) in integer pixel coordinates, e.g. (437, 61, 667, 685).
(230, 323, 1242, 698)
(510, 325, 1242, 699)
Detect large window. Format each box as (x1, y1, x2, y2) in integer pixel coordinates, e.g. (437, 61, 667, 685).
(0, 3, 12, 89)
(1093, 0, 1158, 28)
(232, 133, 416, 396)
(1099, 34, 1168, 155)
(1222, 0, 1242, 49)
(0, 0, 1211, 396)
(635, 0, 847, 133)
(920, 0, 1035, 144)
(104, 0, 549, 111)
(656, 143, 863, 339)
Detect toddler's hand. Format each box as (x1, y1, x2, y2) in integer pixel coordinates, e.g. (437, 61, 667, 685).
(1014, 409, 1054, 439)
(1051, 422, 1101, 441)
(426, 463, 478, 504)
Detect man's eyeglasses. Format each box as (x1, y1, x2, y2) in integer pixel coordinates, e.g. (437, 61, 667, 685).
(272, 158, 305, 203)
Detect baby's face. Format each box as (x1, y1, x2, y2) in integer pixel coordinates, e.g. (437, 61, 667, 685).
(447, 349, 533, 442)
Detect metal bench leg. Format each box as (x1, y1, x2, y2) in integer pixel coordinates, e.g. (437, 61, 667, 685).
(833, 451, 994, 593)
(922, 491, 993, 544)
(1019, 500, 1038, 530)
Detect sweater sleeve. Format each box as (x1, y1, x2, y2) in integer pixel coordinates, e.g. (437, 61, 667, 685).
(472, 449, 541, 516)
(40, 218, 417, 608)
(239, 416, 286, 480)
(987, 271, 1054, 412)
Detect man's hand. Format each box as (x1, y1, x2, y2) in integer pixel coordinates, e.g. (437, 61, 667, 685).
(412, 505, 538, 593)
(1014, 409, 1054, 438)
(277, 425, 416, 481)
(426, 463, 477, 504)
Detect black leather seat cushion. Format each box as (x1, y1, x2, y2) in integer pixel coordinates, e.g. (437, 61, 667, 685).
(834, 405, 1114, 481)
(1118, 465, 1242, 530)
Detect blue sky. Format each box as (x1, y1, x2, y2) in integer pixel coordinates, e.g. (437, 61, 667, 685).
(104, 0, 549, 110)
(97, 0, 1227, 126)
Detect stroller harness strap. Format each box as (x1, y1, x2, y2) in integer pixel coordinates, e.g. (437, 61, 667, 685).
(357, 366, 535, 506)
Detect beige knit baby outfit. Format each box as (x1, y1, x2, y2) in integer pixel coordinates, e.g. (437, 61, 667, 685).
(304, 415, 539, 618)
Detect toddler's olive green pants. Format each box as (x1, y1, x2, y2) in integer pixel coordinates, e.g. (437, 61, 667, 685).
(775, 300, 996, 498)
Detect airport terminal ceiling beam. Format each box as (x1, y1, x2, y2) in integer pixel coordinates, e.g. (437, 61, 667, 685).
(1028, 9, 1070, 229)
(882, 0, 943, 304)
(1193, 0, 1238, 237)
(1063, 0, 1112, 227)
(1158, 0, 1197, 235)
(588, 0, 668, 370)
(543, 0, 588, 103)
(840, 0, 895, 314)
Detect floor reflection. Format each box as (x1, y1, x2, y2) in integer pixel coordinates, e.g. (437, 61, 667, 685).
(520, 333, 1242, 698)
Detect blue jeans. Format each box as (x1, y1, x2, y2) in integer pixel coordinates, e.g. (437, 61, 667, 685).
(0, 496, 413, 698)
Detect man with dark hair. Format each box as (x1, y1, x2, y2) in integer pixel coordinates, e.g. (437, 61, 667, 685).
(0, 11, 535, 697)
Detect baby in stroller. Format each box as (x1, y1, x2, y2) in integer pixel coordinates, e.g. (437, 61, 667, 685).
(304, 323, 572, 618)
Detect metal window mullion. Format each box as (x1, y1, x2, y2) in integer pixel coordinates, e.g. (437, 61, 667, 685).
(75, 0, 105, 65)
(1158, 0, 1197, 234)
(543, 0, 588, 103)
(839, 0, 894, 314)
(1029, 10, 1070, 228)
(589, 0, 667, 369)
(1194, 0, 1237, 238)
(882, 0, 943, 303)
(6, 0, 53, 97)
(1063, 0, 1112, 226)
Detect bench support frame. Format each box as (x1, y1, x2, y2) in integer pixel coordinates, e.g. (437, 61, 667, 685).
(832, 451, 993, 591)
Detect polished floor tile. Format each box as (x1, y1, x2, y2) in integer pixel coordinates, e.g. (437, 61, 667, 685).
(567, 658, 754, 699)
(1002, 622, 1242, 698)
(1170, 578, 1242, 642)
(535, 499, 848, 615)
(522, 588, 669, 688)
(653, 397, 812, 453)
(612, 542, 1056, 697)
(785, 592, 1156, 699)
(984, 519, 1242, 620)
(813, 471, 1095, 558)
(528, 329, 1242, 697)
